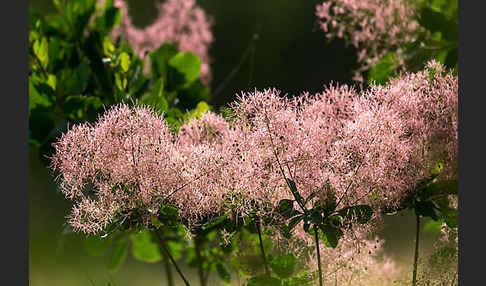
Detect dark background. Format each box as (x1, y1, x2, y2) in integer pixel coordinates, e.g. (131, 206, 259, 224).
(28, 1, 440, 285)
(30, 0, 358, 108)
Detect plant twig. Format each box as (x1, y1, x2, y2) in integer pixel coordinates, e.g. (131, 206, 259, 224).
(314, 225, 323, 286)
(412, 212, 421, 286)
(155, 230, 191, 286)
(194, 235, 206, 286)
(213, 33, 259, 98)
(256, 218, 270, 275)
(263, 107, 307, 213)
(160, 238, 175, 286)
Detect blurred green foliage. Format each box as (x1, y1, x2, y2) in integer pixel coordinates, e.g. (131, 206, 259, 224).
(367, 0, 458, 84)
(29, 0, 210, 164)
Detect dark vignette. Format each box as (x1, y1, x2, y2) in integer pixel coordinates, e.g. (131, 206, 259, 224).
(1, 0, 29, 285)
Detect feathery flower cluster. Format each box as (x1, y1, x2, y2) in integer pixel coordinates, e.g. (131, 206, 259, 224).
(282, 226, 401, 286)
(51, 61, 457, 237)
(50, 105, 229, 233)
(316, 0, 419, 81)
(225, 89, 410, 213)
(109, 0, 213, 83)
(365, 61, 458, 180)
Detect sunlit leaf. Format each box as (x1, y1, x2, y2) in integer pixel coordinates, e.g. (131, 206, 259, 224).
(130, 231, 162, 263)
(168, 52, 201, 85)
(107, 236, 128, 271)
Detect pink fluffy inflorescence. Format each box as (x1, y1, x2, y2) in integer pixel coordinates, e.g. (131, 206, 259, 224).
(365, 60, 459, 180)
(223, 61, 457, 219)
(316, 0, 420, 81)
(50, 62, 457, 236)
(50, 105, 230, 233)
(224, 87, 408, 216)
(111, 0, 214, 83)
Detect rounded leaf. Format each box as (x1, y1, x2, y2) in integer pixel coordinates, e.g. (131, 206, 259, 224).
(130, 231, 162, 263)
(270, 254, 299, 279)
(168, 52, 201, 85)
(107, 237, 128, 271)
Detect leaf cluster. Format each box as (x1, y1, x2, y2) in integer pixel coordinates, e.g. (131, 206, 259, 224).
(29, 0, 210, 162)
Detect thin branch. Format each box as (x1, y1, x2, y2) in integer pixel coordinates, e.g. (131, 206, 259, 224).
(263, 107, 307, 213)
(194, 235, 206, 286)
(154, 230, 191, 286)
(256, 218, 270, 275)
(412, 212, 421, 286)
(334, 157, 365, 210)
(314, 225, 323, 286)
(213, 33, 259, 98)
(335, 137, 377, 210)
(161, 247, 175, 286)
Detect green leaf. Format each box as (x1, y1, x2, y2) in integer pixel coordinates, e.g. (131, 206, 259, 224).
(167, 240, 183, 260)
(235, 254, 265, 276)
(286, 179, 304, 206)
(443, 208, 458, 228)
(83, 235, 112, 256)
(130, 231, 162, 263)
(141, 78, 168, 114)
(151, 216, 163, 229)
(309, 206, 323, 225)
(103, 7, 121, 32)
(150, 43, 178, 78)
(303, 221, 310, 233)
(320, 225, 343, 248)
(304, 191, 319, 205)
(201, 210, 231, 233)
(103, 36, 115, 57)
(33, 37, 49, 69)
(367, 53, 400, 85)
(29, 78, 52, 112)
(159, 204, 179, 222)
(107, 236, 128, 271)
(423, 219, 444, 233)
(286, 179, 298, 194)
(278, 199, 295, 219)
(59, 62, 90, 95)
(431, 162, 444, 176)
(418, 6, 457, 42)
(187, 101, 211, 119)
(415, 201, 441, 221)
(216, 262, 231, 284)
(288, 215, 303, 231)
(168, 52, 201, 85)
(428, 180, 458, 197)
(285, 272, 314, 286)
(247, 275, 282, 286)
(279, 224, 292, 239)
(62, 95, 103, 120)
(322, 184, 337, 215)
(115, 73, 127, 90)
(47, 74, 57, 90)
(270, 254, 299, 279)
(119, 52, 131, 73)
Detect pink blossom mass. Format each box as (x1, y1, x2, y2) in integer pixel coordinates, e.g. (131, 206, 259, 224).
(50, 61, 457, 235)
